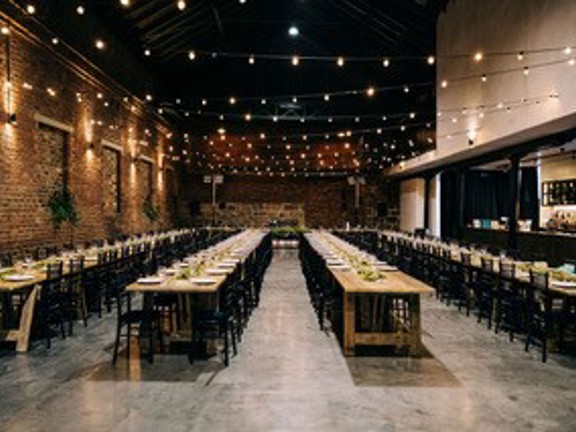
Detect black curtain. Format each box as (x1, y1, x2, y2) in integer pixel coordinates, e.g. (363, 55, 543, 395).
(463, 170, 510, 221)
(462, 168, 538, 225)
(440, 170, 460, 240)
(519, 167, 538, 225)
(440, 167, 539, 239)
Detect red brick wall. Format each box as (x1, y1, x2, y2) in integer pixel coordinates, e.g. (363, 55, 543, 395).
(0, 17, 179, 254)
(178, 174, 397, 228)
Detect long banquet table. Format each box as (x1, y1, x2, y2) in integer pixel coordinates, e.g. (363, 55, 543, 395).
(126, 230, 267, 349)
(0, 229, 191, 352)
(306, 231, 434, 356)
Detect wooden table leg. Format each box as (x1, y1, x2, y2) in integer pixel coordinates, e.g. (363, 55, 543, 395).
(15, 286, 40, 353)
(408, 294, 423, 356)
(343, 292, 356, 356)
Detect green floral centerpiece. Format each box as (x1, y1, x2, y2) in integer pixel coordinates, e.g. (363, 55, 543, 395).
(550, 269, 576, 282)
(176, 268, 191, 280)
(325, 236, 385, 282)
(193, 261, 206, 277)
(0, 269, 15, 278)
(358, 267, 384, 282)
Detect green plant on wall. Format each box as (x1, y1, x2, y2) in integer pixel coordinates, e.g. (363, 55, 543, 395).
(47, 187, 79, 229)
(143, 197, 160, 222)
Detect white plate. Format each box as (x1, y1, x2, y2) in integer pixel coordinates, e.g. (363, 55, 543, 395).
(190, 278, 217, 285)
(206, 268, 230, 275)
(164, 269, 178, 275)
(137, 277, 164, 285)
(217, 262, 237, 269)
(378, 265, 399, 272)
(3, 274, 35, 282)
(222, 259, 240, 264)
(329, 264, 351, 271)
(552, 281, 576, 289)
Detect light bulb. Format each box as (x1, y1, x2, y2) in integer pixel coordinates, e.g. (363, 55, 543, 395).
(427, 55, 435, 65)
(188, 50, 196, 60)
(76, 5, 85, 15)
(473, 51, 483, 62)
(177, 1, 186, 11)
(383, 58, 390, 68)
(337, 57, 345, 67)
(291, 55, 300, 66)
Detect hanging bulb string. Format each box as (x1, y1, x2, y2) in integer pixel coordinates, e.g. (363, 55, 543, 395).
(179, 45, 576, 63)
(173, 93, 554, 123)
(206, 95, 554, 142)
(162, 56, 572, 106)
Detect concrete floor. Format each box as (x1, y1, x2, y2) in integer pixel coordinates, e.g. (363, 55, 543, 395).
(2, 250, 576, 431)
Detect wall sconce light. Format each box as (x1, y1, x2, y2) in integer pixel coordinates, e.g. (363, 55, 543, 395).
(467, 129, 477, 146)
(7, 113, 17, 125)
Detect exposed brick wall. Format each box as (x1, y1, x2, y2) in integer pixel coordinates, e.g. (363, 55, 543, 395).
(0, 16, 179, 254)
(102, 147, 120, 217)
(202, 202, 306, 227)
(178, 174, 397, 228)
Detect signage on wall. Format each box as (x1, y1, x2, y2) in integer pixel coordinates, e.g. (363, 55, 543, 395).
(203, 175, 224, 184)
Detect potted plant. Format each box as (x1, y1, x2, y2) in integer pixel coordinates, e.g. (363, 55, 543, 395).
(47, 186, 79, 246)
(143, 196, 160, 227)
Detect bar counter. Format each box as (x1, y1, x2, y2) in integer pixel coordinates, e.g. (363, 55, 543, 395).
(462, 228, 576, 266)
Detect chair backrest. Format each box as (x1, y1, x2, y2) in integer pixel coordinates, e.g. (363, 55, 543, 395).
(0, 253, 13, 268)
(530, 269, 548, 290)
(46, 262, 64, 280)
(69, 257, 85, 274)
(499, 260, 515, 279)
(481, 257, 494, 272)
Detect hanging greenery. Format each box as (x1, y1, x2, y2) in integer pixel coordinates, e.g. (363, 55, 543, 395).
(143, 197, 160, 222)
(47, 187, 79, 229)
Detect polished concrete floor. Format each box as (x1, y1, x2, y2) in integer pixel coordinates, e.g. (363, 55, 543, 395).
(2, 250, 576, 431)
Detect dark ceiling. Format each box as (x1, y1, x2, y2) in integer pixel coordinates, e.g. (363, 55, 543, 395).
(9, 0, 450, 174)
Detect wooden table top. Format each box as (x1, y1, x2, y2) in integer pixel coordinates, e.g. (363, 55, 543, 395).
(0, 259, 99, 292)
(127, 230, 266, 295)
(330, 267, 435, 295)
(307, 231, 434, 295)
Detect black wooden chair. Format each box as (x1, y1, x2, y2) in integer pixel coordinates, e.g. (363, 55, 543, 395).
(474, 257, 497, 329)
(189, 278, 238, 367)
(525, 270, 565, 363)
(494, 260, 521, 340)
(111, 266, 164, 365)
(37, 262, 66, 348)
